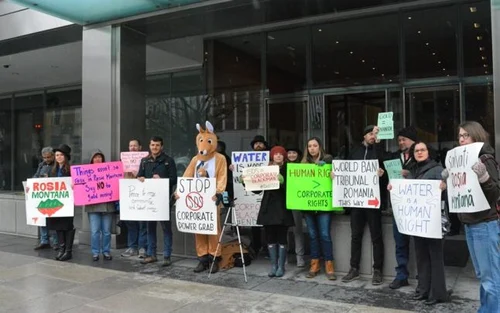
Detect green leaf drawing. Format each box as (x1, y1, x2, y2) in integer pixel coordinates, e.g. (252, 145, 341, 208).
(37, 199, 64, 209)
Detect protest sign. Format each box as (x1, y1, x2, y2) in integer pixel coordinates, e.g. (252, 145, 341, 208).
(390, 179, 442, 239)
(232, 151, 269, 226)
(383, 159, 403, 180)
(119, 179, 170, 221)
(332, 160, 381, 209)
(377, 112, 394, 140)
(71, 162, 123, 206)
(242, 165, 280, 191)
(175, 178, 217, 235)
(25, 177, 74, 226)
(445, 142, 490, 213)
(120, 151, 149, 174)
(286, 163, 342, 211)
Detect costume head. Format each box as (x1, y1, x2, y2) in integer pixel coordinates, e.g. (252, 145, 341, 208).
(196, 121, 218, 163)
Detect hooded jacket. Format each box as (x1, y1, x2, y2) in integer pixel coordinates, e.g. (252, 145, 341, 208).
(458, 144, 500, 225)
(84, 149, 116, 214)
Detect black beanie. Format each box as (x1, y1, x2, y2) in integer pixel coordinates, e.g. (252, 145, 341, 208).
(363, 125, 375, 136)
(397, 126, 418, 142)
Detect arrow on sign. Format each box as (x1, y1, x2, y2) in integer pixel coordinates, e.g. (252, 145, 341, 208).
(312, 180, 320, 189)
(368, 197, 379, 207)
(32, 217, 38, 224)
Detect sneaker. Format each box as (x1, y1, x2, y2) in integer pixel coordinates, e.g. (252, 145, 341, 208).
(296, 255, 305, 268)
(121, 248, 137, 257)
(103, 253, 113, 261)
(342, 268, 360, 283)
(161, 257, 172, 267)
(140, 256, 158, 264)
(389, 278, 409, 289)
(138, 248, 146, 258)
(372, 269, 383, 285)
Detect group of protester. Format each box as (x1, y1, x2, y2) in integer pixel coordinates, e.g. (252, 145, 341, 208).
(30, 120, 499, 312)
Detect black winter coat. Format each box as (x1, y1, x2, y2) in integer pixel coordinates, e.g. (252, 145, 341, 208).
(46, 165, 74, 231)
(257, 165, 294, 227)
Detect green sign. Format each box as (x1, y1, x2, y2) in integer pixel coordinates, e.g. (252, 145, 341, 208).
(383, 159, 403, 180)
(377, 112, 394, 140)
(286, 163, 342, 211)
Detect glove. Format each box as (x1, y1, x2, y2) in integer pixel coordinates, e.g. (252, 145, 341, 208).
(317, 160, 326, 167)
(441, 169, 449, 181)
(278, 174, 284, 184)
(472, 161, 490, 183)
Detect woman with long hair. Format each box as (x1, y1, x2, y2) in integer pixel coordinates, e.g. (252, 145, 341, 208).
(46, 144, 75, 262)
(442, 121, 500, 312)
(301, 137, 336, 280)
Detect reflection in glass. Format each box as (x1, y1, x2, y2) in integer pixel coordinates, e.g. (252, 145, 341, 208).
(0, 97, 12, 191)
(462, 1, 492, 76)
(404, 7, 457, 79)
(267, 100, 306, 149)
(313, 15, 399, 87)
(464, 84, 494, 145)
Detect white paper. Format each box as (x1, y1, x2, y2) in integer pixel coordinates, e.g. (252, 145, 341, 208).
(119, 179, 170, 221)
(243, 165, 280, 191)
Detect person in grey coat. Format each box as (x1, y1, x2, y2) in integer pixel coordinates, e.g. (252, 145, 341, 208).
(84, 149, 116, 261)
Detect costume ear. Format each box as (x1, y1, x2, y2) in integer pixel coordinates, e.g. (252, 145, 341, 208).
(196, 123, 202, 132)
(205, 121, 214, 133)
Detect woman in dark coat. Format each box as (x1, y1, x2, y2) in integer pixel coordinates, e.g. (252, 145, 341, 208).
(257, 146, 294, 278)
(47, 144, 75, 261)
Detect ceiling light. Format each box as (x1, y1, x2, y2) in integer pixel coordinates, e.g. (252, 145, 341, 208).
(479, 47, 485, 51)
(482, 56, 487, 60)
(477, 36, 483, 40)
(408, 16, 412, 20)
(350, 51, 354, 55)
(361, 59, 365, 63)
(438, 61, 442, 64)
(372, 67, 376, 70)
(470, 7, 477, 13)
(267, 35, 275, 40)
(432, 52, 436, 55)
(335, 41, 340, 44)
(425, 42, 429, 46)
(334, 71, 340, 75)
(484, 64, 488, 68)
(318, 29, 322, 32)
(443, 68, 446, 71)
(381, 74, 385, 77)
(389, 79, 393, 82)
(485, 71, 489, 74)
(417, 30, 422, 34)
(474, 23, 481, 28)
(286, 45, 295, 51)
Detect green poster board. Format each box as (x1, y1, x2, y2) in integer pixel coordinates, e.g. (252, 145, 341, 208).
(286, 163, 342, 211)
(377, 112, 394, 140)
(383, 159, 403, 180)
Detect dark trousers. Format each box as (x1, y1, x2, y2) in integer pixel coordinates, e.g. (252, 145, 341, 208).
(393, 218, 410, 280)
(350, 208, 384, 270)
(414, 237, 448, 301)
(251, 227, 266, 252)
(264, 225, 288, 245)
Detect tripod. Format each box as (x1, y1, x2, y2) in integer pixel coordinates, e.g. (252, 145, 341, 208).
(208, 199, 248, 282)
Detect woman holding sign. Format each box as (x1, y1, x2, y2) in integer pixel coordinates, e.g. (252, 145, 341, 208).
(257, 146, 294, 277)
(390, 141, 449, 305)
(442, 121, 500, 312)
(47, 144, 75, 262)
(301, 137, 336, 280)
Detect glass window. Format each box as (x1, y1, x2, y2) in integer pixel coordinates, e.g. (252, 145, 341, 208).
(464, 84, 494, 145)
(267, 28, 307, 94)
(462, 1, 492, 76)
(404, 6, 457, 79)
(0, 96, 12, 191)
(312, 14, 399, 87)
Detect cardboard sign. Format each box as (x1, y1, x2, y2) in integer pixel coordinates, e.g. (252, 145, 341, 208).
(390, 179, 443, 239)
(120, 151, 149, 174)
(377, 112, 394, 140)
(445, 142, 490, 213)
(242, 165, 280, 191)
(232, 151, 269, 226)
(175, 178, 217, 235)
(119, 179, 170, 221)
(384, 159, 403, 180)
(25, 177, 74, 226)
(71, 162, 123, 206)
(332, 160, 381, 209)
(286, 163, 342, 211)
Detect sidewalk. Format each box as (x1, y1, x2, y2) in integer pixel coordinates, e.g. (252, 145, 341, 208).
(0, 233, 480, 313)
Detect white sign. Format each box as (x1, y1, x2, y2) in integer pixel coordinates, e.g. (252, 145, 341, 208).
(176, 178, 217, 235)
(25, 177, 74, 226)
(120, 151, 149, 174)
(119, 179, 170, 221)
(243, 165, 280, 191)
(445, 143, 490, 213)
(332, 160, 381, 209)
(232, 151, 269, 226)
(390, 179, 443, 239)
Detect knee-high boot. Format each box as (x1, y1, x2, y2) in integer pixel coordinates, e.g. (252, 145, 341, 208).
(59, 229, 75, 261)
(275, 245, 287, 277)
(55, 231, 65, 260)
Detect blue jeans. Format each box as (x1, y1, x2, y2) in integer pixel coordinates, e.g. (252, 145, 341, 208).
(147, 221, 173, 258)
(304, 212, 333, 260)
(393, 217, 410, 280)
(88, 213, 113, 255)
(465, 220, 500, 313)
(40, 226, 58, 245)
(126, 221, 147, 250)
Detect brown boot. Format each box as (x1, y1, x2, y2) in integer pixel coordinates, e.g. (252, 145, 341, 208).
(306, 259, 320, 278)
(325, 260, 337, 280)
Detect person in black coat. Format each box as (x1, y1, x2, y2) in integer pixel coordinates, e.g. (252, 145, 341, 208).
(217, 141, 234, 204)
(256, 146, 294, 278)
(46, 144, 75, 262)
(286, 147, 305, 267)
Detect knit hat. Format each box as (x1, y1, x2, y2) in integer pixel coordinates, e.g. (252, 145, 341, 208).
(363, 125, 376, 136)
(270, 146, 287, 161)
(397, 126, 417, 142)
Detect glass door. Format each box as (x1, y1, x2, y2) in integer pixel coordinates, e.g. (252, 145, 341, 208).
(405, 85, 460, 164)
(266, 98, 308, 150)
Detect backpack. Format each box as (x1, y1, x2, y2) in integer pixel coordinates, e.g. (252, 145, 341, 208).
(479, 154, 500, 217)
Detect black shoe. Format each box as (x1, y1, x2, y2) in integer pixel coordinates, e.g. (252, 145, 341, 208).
(342, 268, 360, 283)
(55, 244, 66, 260)
(424, 299, 444, 306)
(413, 293, 428, 301)
(52, 245, 60, 251)
(209, 261, 219, 274)
(92, 255, 99, 262)
(103, 253, 112, 261)
(34, 243, 51, 250)
(372, 269, 383, 286)
(59, 251, 72, 261)
(161, 257, 172, 267)
(193, 261, 208, 273)
(389, 279, 409, 289)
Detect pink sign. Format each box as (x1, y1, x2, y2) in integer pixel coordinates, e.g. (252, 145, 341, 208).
(71, 161, 124, 205)
(120, 152, 149, 173)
